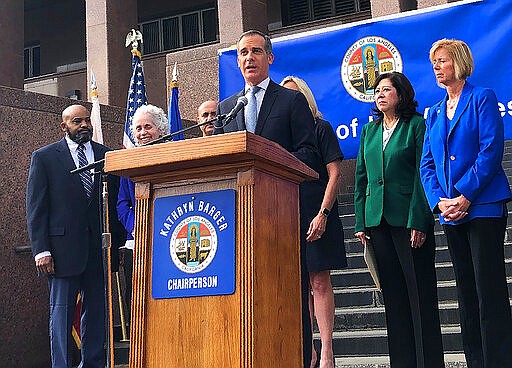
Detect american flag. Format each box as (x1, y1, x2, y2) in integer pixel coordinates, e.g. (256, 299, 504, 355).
(123, 49, 147, 148)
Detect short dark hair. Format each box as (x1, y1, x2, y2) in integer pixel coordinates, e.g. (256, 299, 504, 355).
(371, 72, 419, 122)
(237, 30, 272, 54)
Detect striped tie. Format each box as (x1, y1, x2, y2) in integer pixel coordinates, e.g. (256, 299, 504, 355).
(77, 144, 93, 198)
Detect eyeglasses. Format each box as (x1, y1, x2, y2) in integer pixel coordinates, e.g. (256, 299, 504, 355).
(201, 111, 217, 118)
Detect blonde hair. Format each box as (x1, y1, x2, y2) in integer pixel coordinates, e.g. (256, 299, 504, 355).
(429, 39, 474, 80)
(280, 76, 323, 119)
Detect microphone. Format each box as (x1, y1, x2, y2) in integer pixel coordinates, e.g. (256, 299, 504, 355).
(223, 96, 248, 125)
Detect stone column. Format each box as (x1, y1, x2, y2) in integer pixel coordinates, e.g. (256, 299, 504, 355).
(417, 0, 451, 8)
(370, 0, 419, 17)
(218, 0, 268, 45)
(370, 0, 401, 17)
(0, 0, 24, 89)
(85, 0, 137, 107)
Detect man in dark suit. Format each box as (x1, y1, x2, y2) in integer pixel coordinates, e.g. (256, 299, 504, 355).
(26, 104, 119, 368)
(216, 30, 321, 368)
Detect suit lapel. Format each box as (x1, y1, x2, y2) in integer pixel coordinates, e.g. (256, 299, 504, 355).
(438, 99, 448, 145)
(447, 82, 472, 139)
(255, 80, 278, 135)
(56, 138, 89, 200)
(366, 123, 384, 180)
(376, 124, 384, 177)
(234, 90, 246, 131)
(56, 138, 79, 176)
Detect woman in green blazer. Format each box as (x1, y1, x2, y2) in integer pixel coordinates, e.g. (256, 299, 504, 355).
(354, 72, 444, 368)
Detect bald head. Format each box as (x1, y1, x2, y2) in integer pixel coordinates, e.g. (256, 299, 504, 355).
(62, 104, 89, 121)
(60, 104, 92, 144)
(197, 100, 218, 137)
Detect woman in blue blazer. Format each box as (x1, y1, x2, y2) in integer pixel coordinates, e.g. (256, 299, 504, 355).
(420, 39, 512, 368)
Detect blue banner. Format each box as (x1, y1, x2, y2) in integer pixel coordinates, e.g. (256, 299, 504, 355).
(219, 0, 512, 159)
(152, 190, 236, 299)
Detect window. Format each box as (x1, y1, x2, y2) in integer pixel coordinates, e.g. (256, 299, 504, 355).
(24, 44, 41, 78)
(283, 0, 371, 26)
(139, 7, 219, 55)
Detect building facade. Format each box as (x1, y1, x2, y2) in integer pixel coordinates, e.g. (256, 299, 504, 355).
(3, 0, 456, 119)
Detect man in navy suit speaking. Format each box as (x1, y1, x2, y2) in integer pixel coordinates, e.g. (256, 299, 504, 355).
(216, 30, 321, 368)
(26, 104, 120, 368)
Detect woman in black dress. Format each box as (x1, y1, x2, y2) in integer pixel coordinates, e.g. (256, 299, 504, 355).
(281, 76, 347, 368)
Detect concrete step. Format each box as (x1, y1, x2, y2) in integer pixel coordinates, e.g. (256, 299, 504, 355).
(331, 301, 465, 331)
(334, 286, 380, 308)
(73, 341, 129, 368)
(325, 325, 464, 356)
(335, 353, 467, 367)
(113, 341, 129, 366)
(501, 152, 512, 165)
(332, 272, 512, 315)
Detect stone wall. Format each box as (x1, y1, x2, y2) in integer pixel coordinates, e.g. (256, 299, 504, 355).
(0, 86, 126, 367)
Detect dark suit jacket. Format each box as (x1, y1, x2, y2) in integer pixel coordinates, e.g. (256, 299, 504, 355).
(216, 79, 321, 174)
(26, 138, 123, 277)
(354, 115, 433, 233)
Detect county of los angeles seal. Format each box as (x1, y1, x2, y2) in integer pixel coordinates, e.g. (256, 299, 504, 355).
(169, 215, 218, 274)
(341, 36, 403, 103)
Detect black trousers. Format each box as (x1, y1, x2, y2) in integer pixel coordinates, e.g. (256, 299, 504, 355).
(369, 219, 444, 368)
(121, 248, 133, 324)
(443, 217, 512, 368)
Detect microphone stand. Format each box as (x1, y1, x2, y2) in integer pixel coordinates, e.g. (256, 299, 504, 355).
(98, 171, 115, 368)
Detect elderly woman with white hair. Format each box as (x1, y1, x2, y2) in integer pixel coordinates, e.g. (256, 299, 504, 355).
(116, 104, 169, 318)
(280, 76, 346, 368)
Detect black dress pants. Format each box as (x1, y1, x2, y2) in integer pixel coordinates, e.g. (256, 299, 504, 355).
(369, 218, 444, 368)
(443, 217, 512, 368)
(121, 248, 133, 323)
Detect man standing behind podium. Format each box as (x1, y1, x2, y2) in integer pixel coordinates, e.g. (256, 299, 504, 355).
(26, 104, 114, 368)
(197, 100, 217, 136)
(215, 30, 321, 368)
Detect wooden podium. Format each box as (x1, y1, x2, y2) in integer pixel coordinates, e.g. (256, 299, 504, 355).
(105, 131, 317, 368)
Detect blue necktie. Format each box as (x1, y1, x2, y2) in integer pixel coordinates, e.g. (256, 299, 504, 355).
(77, 144, 93, 198)
(245, 86, 260, 133)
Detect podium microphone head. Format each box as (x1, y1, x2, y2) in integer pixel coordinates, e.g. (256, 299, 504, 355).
(234, 96, 248, 113)
(226, 96, 248, 120)
(237, 95, 248, 106)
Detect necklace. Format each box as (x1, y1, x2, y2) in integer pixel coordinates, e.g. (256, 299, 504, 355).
(447, 95, 460, 110)
(382, 117, 399, 150)
(383, 117, 398, 130)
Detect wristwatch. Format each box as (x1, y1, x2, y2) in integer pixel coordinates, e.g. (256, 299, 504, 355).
(320, 207, 330, 217)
